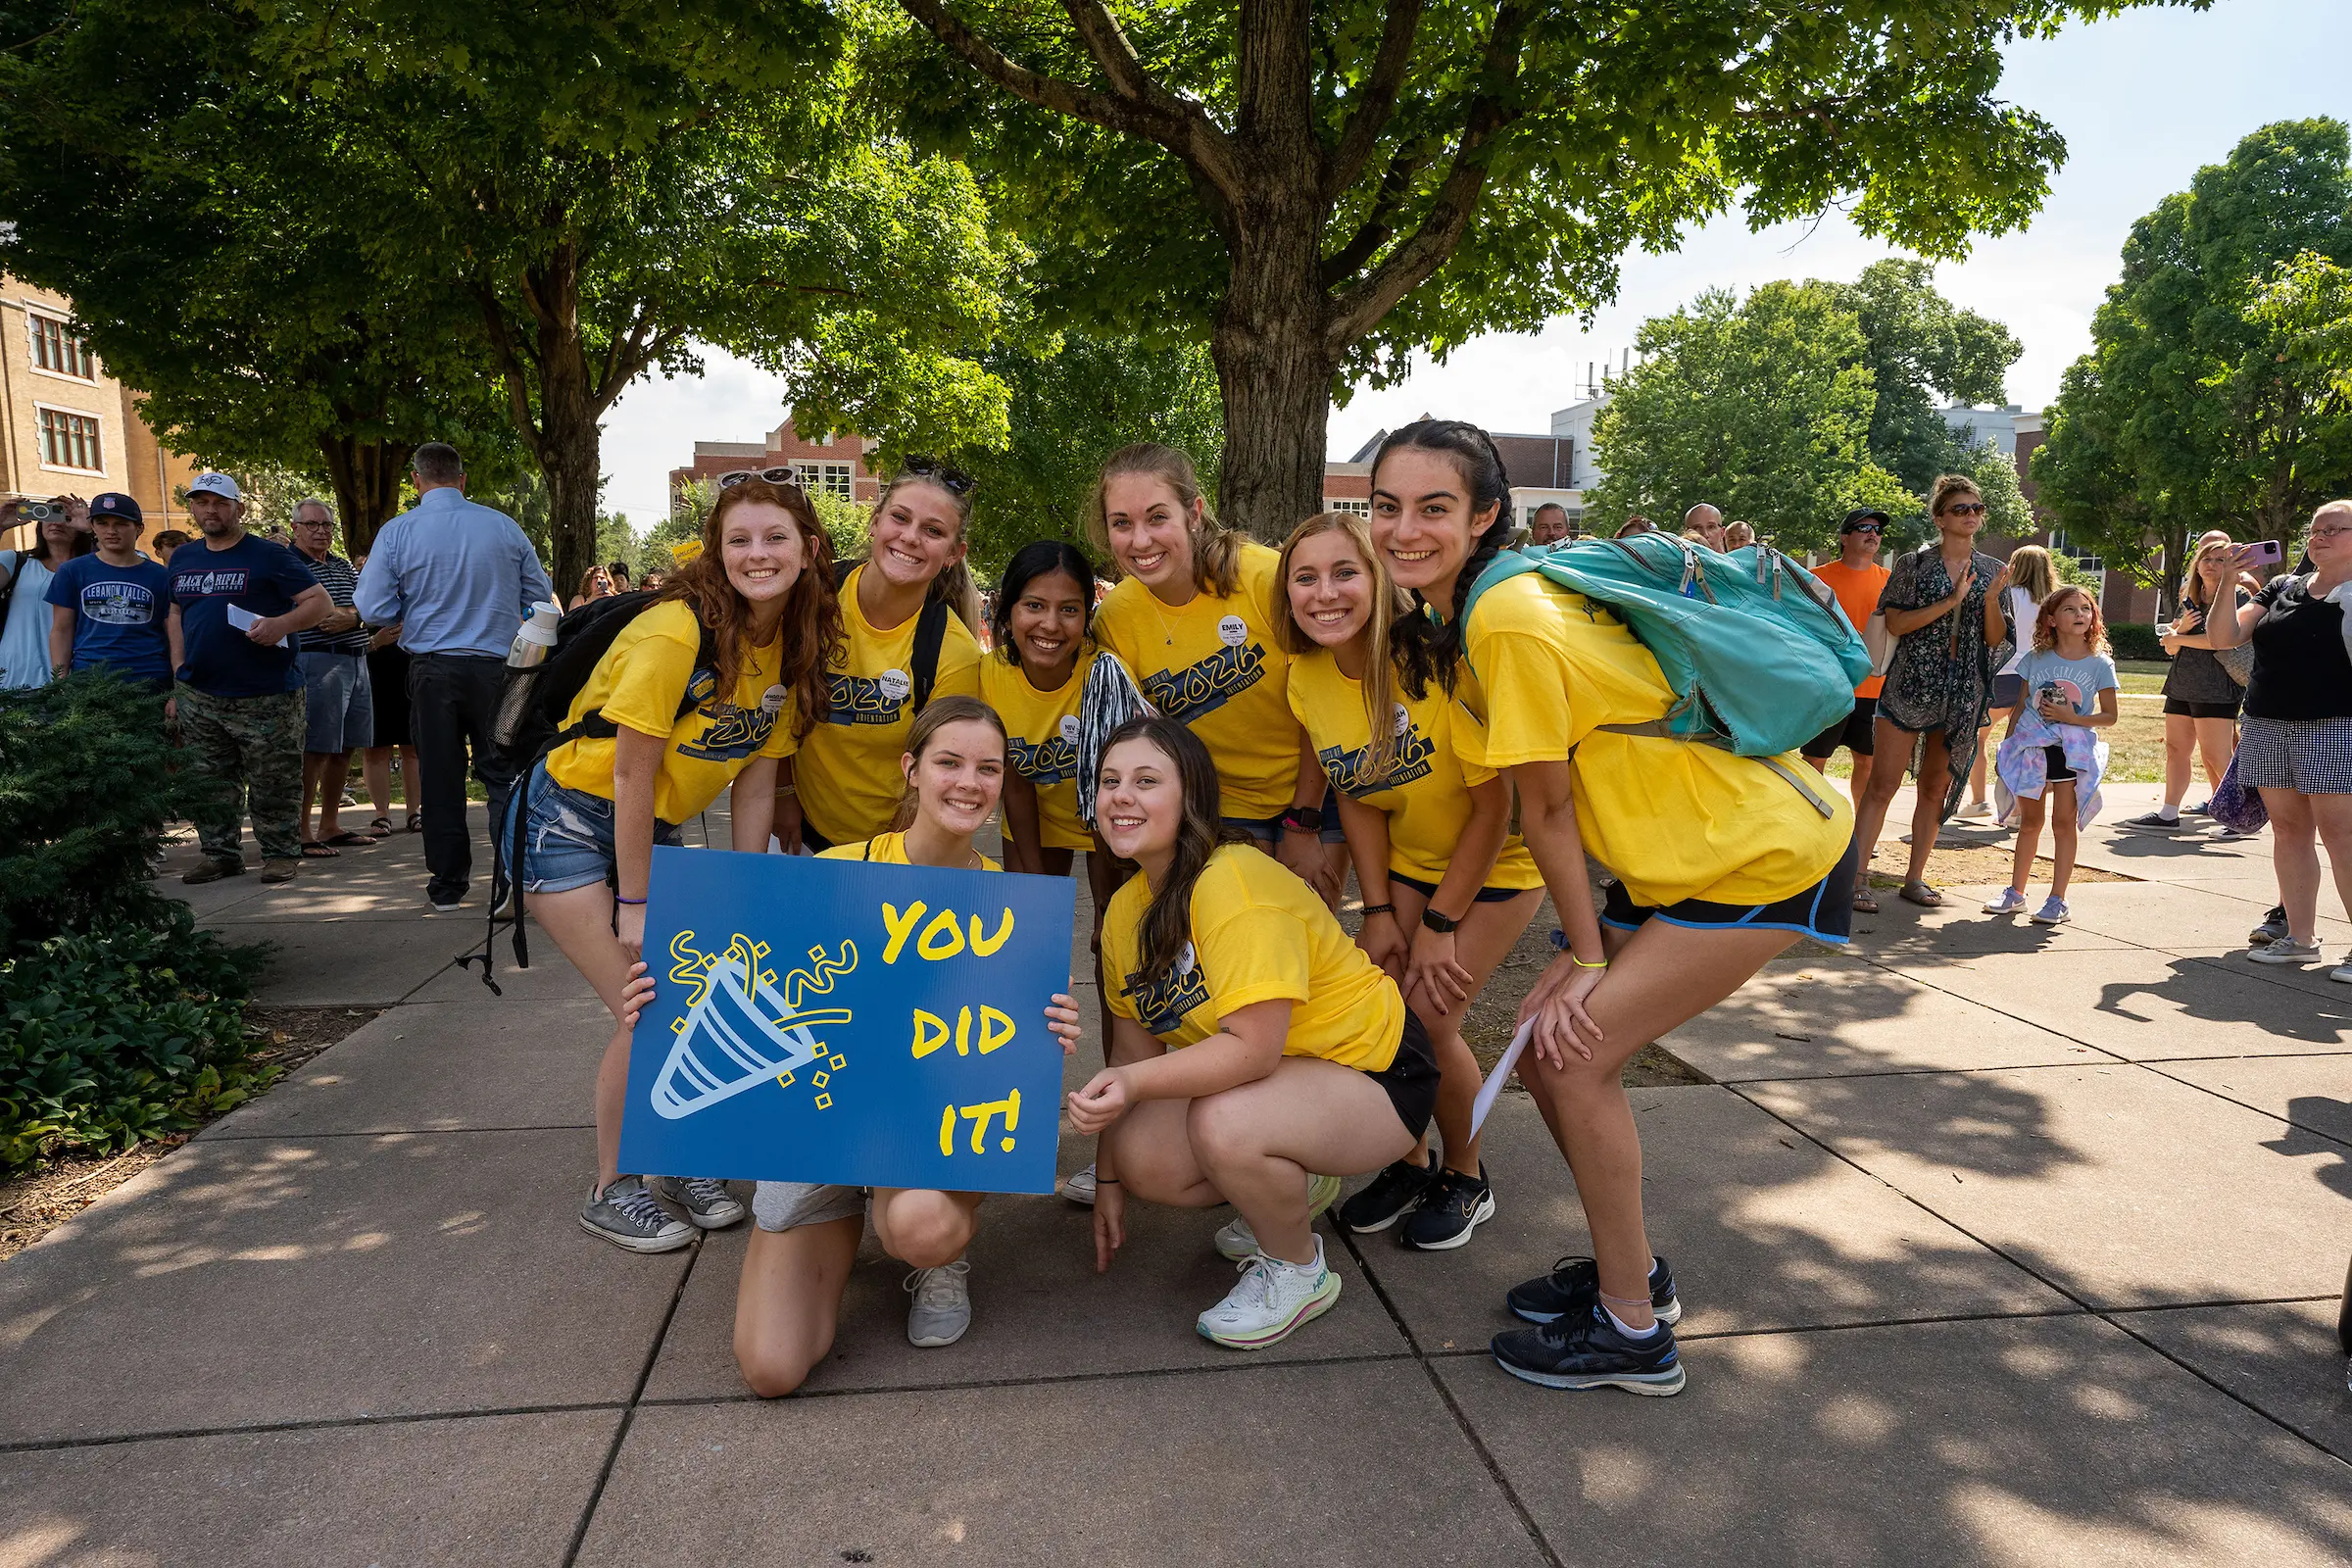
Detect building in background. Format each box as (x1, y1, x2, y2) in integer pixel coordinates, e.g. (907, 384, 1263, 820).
(0, 276, 200, 551)
(668, 416, 882, 511)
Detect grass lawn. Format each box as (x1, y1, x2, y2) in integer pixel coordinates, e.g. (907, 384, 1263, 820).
(1821, 660, 2180, 786)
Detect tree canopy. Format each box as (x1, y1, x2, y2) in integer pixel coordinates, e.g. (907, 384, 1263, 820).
(2035, 118, 2352, 601)
(885, 0, 2165, 535)
(1830, 260, 2022, 497)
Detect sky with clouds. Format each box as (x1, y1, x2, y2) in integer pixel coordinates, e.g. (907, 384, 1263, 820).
(598, 0, 2350, 526)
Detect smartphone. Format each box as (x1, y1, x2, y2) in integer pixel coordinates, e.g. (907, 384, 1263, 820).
(2250, 539, 2284, 567)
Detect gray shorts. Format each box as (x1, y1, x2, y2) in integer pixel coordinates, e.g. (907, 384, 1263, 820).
(299, 651, 372, 754)
(752, 1180, 867, 1233)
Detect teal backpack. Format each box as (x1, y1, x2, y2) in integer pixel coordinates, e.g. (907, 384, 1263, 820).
(1460, 534, 1873, 817)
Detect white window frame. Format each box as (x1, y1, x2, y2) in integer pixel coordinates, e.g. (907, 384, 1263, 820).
(790, 460, 854, 500)
(24, 310, 96, 383)
(33, 401, 107, 475)
(1322, 498, 1370, 516)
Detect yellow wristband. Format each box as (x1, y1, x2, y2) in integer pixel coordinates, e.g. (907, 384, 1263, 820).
(1568, 953, 1607, 970)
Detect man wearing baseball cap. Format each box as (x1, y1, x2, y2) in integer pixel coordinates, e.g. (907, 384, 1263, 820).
(43, 492, 178, 694)
(168, 471, 332, 884)
(1800, 507, 1894, 909)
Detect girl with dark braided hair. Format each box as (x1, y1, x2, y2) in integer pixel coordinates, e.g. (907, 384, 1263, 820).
(1368, 419, 1854, 1397)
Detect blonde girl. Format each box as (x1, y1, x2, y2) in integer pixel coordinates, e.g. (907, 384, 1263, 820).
(1276, 512, 1542, 1250)
(2123, 532, 2245, 834)
(782, 458, 985, 852)
(1087, 445, 1341, 903)
(1964, 544, 2059, 815)
(1984, 586, 2119, 924)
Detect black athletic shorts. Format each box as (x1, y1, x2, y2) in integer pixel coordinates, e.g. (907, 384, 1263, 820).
(1365, 1008, 1440, 1140)
(1388, 870, 1535, 905)
(1802, 695, 1878, 760)
(2042, 744, 2077, 784)
(2163, 696, 2242, 720)
(1594, 835, 1857, 948)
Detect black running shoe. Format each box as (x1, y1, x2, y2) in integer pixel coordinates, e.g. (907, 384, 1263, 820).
(1337, 1151, 1438, 1233)
(2251, 906, 2289, 945)
(1504, 1253, 1680, 1325)
(1492, 1305, 1685, 1396)
(1398, 1165, 1495, 1250)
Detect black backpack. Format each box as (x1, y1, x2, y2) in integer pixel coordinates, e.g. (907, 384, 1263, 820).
(464, 591, 717, 992)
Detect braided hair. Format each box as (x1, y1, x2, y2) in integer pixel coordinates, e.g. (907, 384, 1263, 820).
(1375, 419, 1518, 700)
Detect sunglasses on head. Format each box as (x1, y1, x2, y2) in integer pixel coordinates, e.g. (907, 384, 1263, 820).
(714, 466, 809, 492)
(899, 455, 977, 497)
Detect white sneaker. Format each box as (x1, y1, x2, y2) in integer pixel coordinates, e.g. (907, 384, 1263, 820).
(2030, 896, 2070, 925)
(2249, 938, 2324, 965)
(905, 1257, 972, 1348)
(1956, 800, 1993, 819)
(1058, 1163, 1098, 1205)
(1982, 888, 2029, 915)
(1213, 1173, 1344, 1261)
(1197, 1236, 1343, 1349)
(2332, 958, 2352, 985)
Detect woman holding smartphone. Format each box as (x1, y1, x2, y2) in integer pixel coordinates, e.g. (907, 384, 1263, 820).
(2121, 533, 2246, 836)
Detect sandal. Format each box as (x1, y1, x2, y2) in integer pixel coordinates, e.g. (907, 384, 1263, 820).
(367, 817, 394, 839)
(405, 812, 423, 833)
(1852, 889, 1881, 914)
(1897, 881, 1942, 908)
(299, 841, 340, 858)
(321, 830, 374, 848)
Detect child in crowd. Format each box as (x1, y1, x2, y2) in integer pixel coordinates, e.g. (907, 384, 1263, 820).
(1984, 585, 2118, 925)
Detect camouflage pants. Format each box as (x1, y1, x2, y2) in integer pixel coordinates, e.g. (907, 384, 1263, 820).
(176, 684, 306, 863)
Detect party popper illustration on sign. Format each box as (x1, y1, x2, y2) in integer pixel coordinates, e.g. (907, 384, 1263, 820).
(618, 845, 1078, 1195)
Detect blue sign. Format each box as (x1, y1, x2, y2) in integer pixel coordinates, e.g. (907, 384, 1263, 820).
(617, 845, 1079, 1196)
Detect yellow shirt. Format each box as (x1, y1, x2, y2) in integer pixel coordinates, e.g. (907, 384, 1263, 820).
(541, 600, 799, 823)
(1452, 571, 1851, 907)
(1102, 845, 1403, 1071)
(1092, 544, 1300, 820)
(796, 564, 984, 845)
(817, 831, 1001, 871)
(1286, 650, 1542, 890)
(979, 648, 1098, 852)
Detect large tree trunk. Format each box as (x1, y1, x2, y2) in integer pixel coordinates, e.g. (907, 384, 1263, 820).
(1210, 171, 1334, 542)
(492, 243, 603, 593)
(318, 432, 414, 559)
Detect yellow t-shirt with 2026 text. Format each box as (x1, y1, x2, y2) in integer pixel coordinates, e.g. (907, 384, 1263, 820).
(978, 648, 1097, 852)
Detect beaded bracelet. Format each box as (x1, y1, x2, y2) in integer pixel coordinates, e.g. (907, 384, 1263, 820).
(1360, 903, 1396, 916)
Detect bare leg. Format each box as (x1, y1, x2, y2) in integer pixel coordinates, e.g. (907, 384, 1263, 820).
(1185, 1058, 1418, 1264)
(1848, 748, 1877, 808)
(2047, 782, 2079, 900)
(300, 753, 330, 843)
(2193, 716, 2236, 797)
(2160, 712, 2193, 810)
(1904, 730, 1955, 887)
(525, 882, 632, 1187)
(2009, 794, 2045, 896)
(363, 745, 393, 819)
(2311, 794, 2352, 928)
(2261, 788, 2320, 945)
(1967, 712, 2008, 807)
(733, 1217, 861, 1396)
(1385, 879, 1541, 1176)
(1520, 919, 1797, 1326)
(317, 751, 353, 838)
(1849, 717, 1920, 882)
(868, 1188, 984, 1270)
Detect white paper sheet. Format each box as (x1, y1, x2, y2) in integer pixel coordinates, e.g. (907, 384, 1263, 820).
(1469, 1018, 1535, 1137)
(225, 604, 260, 631)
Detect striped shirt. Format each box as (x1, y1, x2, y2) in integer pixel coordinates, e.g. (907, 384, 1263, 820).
(296, 551, 370, 656)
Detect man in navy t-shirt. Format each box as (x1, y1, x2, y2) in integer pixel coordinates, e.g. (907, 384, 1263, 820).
(167, 473, 329, 885)
(45, 494, 178, 692)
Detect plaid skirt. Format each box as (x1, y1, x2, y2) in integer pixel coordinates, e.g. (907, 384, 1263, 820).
(2237, 713, 2352, 795)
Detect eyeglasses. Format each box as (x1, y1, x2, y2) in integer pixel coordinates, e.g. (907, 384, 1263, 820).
(900, 455, 977, 497)
(2309, 525, 2352, 540)
(1941, 502, 1987, 516)
(715, 466, 808, 491)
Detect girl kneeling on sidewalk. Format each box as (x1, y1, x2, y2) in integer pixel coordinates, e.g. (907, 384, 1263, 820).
(1072, 717, 1438, 1349)
(522, 477, 839, 1253)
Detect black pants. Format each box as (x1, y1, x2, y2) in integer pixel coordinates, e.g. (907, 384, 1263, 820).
(408, 653, 515, 901)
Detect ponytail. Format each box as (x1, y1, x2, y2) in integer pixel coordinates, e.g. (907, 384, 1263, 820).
(1375, 419, 1516, 698)
(1087, 444, 1240, 600)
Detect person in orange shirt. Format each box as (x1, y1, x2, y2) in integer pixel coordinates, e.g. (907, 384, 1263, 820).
(1801, 508, 1892, 911)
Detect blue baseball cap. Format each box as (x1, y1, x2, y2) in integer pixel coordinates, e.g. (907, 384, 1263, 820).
(89, 493, 143, 523)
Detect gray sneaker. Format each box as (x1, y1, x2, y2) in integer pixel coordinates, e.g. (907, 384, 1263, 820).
(905, 1257, 972, 1348)
(2248, 938, 2324, 966)
(650, 1175, 745, 1229)
(580, 1176, 694, 1253)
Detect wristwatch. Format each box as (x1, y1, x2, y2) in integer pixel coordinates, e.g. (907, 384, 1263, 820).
(1279, 805, 1323, 834)
(1420, 906, 1461, 934)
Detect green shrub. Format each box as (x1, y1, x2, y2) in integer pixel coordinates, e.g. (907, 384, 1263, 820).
(0, 906, 271, 1171)
(0, 671, 186, 948)
(2109, 622, 2167, 662)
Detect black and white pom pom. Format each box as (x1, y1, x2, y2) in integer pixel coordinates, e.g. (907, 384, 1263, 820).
(1076, 651, 1155, 827)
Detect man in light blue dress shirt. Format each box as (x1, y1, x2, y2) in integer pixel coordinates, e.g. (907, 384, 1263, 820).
(357, 442, 554, 910)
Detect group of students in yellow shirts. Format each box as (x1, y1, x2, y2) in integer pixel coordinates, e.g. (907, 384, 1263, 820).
(517, 420, 1858, 1400)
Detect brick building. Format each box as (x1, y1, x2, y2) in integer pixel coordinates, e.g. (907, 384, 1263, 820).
(1330, 425, 1579, 531)
(0, 276, 201, 552)
(668, 416, 883, 511)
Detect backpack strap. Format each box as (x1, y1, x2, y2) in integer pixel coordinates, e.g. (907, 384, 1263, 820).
(837, 556, 951, 717)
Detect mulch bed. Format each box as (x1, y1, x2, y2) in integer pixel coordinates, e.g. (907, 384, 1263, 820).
(0, 1005, 378, 1263)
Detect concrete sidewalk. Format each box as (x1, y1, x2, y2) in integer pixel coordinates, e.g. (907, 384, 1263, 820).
(2, 792, 2347, 1565)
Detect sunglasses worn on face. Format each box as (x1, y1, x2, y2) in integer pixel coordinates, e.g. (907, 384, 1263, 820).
(1943, 502, 1987, 516)
(1846, 524, 1884, 535)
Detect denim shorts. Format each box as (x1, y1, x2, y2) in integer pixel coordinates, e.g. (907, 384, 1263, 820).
(299, 651, 372, 754)
(515, 763, 681, 894)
